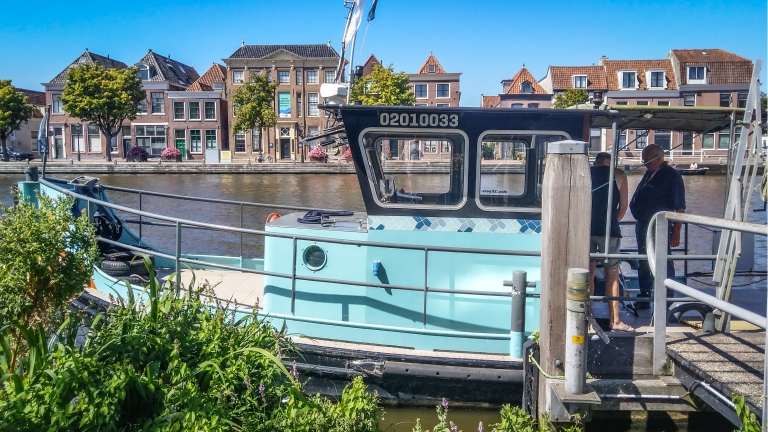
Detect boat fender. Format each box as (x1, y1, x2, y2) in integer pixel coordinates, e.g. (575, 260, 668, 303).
(266, 213, 281, 224)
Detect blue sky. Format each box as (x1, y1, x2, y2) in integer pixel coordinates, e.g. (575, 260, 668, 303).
(1, 0, 765, 106)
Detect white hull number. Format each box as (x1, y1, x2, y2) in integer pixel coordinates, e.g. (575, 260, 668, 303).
(379, 112, 458, 127)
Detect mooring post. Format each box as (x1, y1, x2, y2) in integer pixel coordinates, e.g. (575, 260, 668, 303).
(510, 270, 527, 358)
(537, 140, 591, 419)
(565, 268, 590, 395)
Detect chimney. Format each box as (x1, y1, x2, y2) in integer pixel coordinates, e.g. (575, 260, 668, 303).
(241, 39, 244, 47)
(599, 55, 608, 65)
(328, 38, 331, 47)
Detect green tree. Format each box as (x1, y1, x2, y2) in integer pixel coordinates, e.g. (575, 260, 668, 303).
(552, 88, 590, 109)
(350, 63, 416, 106)
(60, 64, 145, 162)
(0, 193, 99, 371)
(232, 72, 279, 146)
(0, 80, 34, 162)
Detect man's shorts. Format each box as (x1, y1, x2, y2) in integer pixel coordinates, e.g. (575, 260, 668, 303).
(589, 236, 621, 268)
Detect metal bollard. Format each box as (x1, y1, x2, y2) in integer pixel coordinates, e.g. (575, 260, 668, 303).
(565, 268, 590, 395)
(510, 270, 527, 358)
(24, 166, 38, 181)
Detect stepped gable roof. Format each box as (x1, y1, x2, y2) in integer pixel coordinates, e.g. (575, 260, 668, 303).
(187, 63, 227, 91)
(228, 44, 340, 59)
(670, 49, 753, 85)
(505, 67, 548, 95)
(16, 88, 45, 106)
(417, 53, 445, 74)
(603, 59, 677, 90)
(550, 66, 606, 90)
(50, 50, 128, 83)
(139, 50, 199, 86)
(482, 95, 500, 108)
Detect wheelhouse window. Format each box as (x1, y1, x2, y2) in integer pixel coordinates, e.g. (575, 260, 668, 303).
(360, 130, 466, 208)
(480, 132, 569, 209)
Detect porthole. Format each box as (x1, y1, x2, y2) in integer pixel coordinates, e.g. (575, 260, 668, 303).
(303, 245, 327, 271)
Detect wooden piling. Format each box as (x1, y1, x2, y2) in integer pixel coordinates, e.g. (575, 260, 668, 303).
(537, 140, 591, 418)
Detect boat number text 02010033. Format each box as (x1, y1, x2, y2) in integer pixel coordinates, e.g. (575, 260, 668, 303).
(379, 112, 458, 127)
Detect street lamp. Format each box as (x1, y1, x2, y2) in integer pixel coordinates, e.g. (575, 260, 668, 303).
(75, 123, 81, 162)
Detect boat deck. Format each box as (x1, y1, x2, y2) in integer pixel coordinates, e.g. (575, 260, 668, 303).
(156, 268, 264, 309)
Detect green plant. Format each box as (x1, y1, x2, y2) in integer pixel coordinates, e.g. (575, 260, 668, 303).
(0, 80, 34, 162)
(0, 192, 99, 371)
(733, 393, 759, 432)
(349, 63, 416, 106)
(490, 404, 582, 432)
(552, 89, 589, 109)
(232, 71, 279, 144)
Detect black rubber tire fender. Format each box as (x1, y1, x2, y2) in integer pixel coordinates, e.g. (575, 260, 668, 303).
(100, 259, 149, 276)
(116, 274, 151, 287)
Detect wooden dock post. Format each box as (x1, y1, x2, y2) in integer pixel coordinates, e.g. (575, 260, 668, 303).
(537, 140, 591, 419)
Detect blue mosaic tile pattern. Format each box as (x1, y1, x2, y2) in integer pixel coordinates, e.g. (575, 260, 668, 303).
(368, 216, 541, 234)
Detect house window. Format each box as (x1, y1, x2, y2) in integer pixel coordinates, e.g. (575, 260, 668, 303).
(511, 103, 524, 108)
(121, 126, 131, 152)
(87, 125, 101, 153)
(233, 71, 244, 84)
(137, 98, 147, 114)
(687, 66, 705, 82)
(266, 71, 272, 83)
(436, 84, 449, 98)
(173, 102, 184, 120)
(654, 130, 671, 150)
(206, 130, 217, 150)
(657, 101, 670, 106)
(683, 94, 695, 106)
(573, 76, 587, 89)
(174, 130, 185, 153)
(70, 124, 84, 153)
(307, 70, 318, 84)
(436, 103, 450, 107)
(189, 129, 202, 153)
(637, 101, 649, 106)
(718, 133, 730, 149)
(251, 128, 261, 152)
(278, 71, 290, 84)
(621, 72, 636, 89)
(589, 128, 601, 150)
(308, 93, 319, 116)
(134, 125, 166, 156)
(737, 93, 748, 108)
(324, 70, 335, 83)
(235, 132, 246, 152)
(423, 140, 438, 153)
(137, 65, 150, 80)
(702, 133, 715, 149)
(720, 93, 731, 107)
(521, 81, 533, 93)
(635, 130, 648, 149)
(280, 127, 291, 138)
(414, 84, 427, 98)
(151, 93, 164, 114)
(296, 70, 302, 84)
(297, 93, 302, 117)
(189, 102, 200, 120)
(204, 101, 215, 119)
(618, 130, 627, 148)
(650, 71, 665, 88)
(52, 94, 63, 114)
(428, 64, 436, 73)
(528, 103, 539, 108)
(615, 101, 628, 105)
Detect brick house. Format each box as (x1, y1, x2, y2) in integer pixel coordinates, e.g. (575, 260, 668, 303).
(222, 43, 341, 161)
(408, 53, 461, 108)
(481, 66, 549, 109)
(166, 63, 228, 161)
(9, 88, 45, 155)
(43, 49, 200, 160)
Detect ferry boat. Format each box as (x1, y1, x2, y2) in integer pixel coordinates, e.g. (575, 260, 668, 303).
(26, 104, 743, 405)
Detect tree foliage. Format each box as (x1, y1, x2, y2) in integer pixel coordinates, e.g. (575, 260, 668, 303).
(350, 64, 416, 106)
(552, 88, 590, 109)
(61, 64, 145, 161)
(0, 80, 34, 162)
(232, 72, 278, 137)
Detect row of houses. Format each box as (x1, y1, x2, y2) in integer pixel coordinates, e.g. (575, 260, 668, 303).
(482, 49, 754, 154)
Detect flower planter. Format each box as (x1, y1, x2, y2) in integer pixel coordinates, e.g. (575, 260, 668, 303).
(162, 155, 182, 162)
(126, 154, 147, 162)
(310, 156, 326, 163)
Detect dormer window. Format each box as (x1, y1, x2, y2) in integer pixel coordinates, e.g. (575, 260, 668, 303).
(428, 64, 436, 73)
(136, 63, 151, 80)
(619, 71, 637, 90)
(647, 70, 666, 89)
(573, 75, 587, 89)
(520, 81, 533, 93)
(687, 66, 706, 84)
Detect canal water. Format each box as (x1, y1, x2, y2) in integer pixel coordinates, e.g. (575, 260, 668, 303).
(0, 172, 765, 431)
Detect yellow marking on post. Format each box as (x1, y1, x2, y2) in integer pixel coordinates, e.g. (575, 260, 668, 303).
(572, 335, 584, 344)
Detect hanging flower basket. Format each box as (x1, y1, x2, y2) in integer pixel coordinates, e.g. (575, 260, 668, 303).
(126, 146, 148, 162)
(161, 147, 183, 162)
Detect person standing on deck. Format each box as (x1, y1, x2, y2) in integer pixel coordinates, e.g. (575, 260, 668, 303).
(630, 144, 686, 309)
(589, 152, 632, 331)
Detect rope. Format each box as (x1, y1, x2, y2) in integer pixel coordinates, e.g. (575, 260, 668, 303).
(297, 210, 355, 224)
(688, 276, 766, 288)
(357, 20, 370, 64)
(528, 353, 564, 380)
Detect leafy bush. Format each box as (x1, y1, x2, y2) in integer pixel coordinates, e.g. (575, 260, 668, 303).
(0, 192, 99, 370)
(126, 146, 148, 157)
(0, 259, 384, 432)
(734, 393, 759, 432)
(161, 146, 182, 157)
(308, 147, 327, 158)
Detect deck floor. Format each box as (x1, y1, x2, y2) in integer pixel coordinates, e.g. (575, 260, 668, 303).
(156, 268, 264, 309)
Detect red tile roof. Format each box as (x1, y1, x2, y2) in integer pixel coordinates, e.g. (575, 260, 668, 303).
(671, 49, 752, 85)
(550, 66, 606, 90)
(16, 88, 45, 106)
(603, 60, 677, 90)
(482, 95, 500, 108)
(187, 63, 227, 92)
(417, 53, 446, 74)
(505, 67, 548, 95)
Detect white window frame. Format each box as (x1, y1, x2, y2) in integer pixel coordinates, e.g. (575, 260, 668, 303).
(520, 81, 533, 93)
(204, 101, 216, 120)
(189, 129, 203, 154)
(205, 129, 218, 150)
(436, 103, 450, 107)
(683, 93, 696, 107)
(87, 124, 101, 153)
(52, 94, 63, 114)
(572, 75, 587, 89)
(173, 101, 185, 120)
(307, 70, 318, 84)
(188, 101, 201, 120)
(528, 103, 540, 109)
(687, 66, 706, 84)
(428, 64, 436, 73)
(307, 93, 319, 117)
(150, 92, 164, 114)
(436, 83, 450, 98)
(232, 70, 244, 84)
(646, 69, 667, 89)
(234, 132, 246, 153)
(278, 70, 290, 84)
(414, 103, 428, 106)
(296, 70, 302, 84)
(296, 93, 302, 117)
(414, 84, 428, 99)
(324, 70, 336, 83)
(511, 103, 524, 108)
(137, 98, 148, 115)
(618, 70, 638, 90)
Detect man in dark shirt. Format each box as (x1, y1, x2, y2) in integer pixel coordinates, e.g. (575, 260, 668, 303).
(630, 144, 686, 308)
